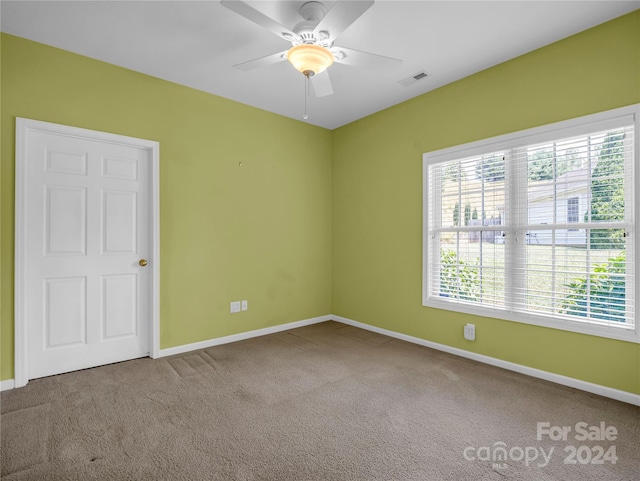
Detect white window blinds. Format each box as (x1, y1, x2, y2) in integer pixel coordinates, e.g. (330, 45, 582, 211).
(423, 106, 638, 342)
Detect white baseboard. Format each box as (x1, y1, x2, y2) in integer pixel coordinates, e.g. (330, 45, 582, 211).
(0, 316, 331, 391)
(3, 313, 638, 405)
(332, 315, 640, 407)
(157, 315, 332, 358)
(1, 379, 15, 392)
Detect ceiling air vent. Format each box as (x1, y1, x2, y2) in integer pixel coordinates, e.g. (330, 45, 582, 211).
(398, 71, 429, 87)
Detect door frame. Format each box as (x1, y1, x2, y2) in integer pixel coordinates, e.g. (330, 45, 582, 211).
(14, 117, 160, 388)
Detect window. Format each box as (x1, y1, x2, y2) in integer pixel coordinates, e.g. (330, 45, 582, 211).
(423, 105, 639, 343)
(567, 197, 579, 227)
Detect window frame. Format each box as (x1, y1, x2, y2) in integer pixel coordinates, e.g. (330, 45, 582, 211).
(422, 104, 640, 343)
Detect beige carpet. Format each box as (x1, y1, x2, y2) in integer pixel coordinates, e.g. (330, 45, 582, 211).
(1, 321, 638, 480)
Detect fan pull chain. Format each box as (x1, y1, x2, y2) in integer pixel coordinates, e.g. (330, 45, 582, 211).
(303, 74, 309, 120)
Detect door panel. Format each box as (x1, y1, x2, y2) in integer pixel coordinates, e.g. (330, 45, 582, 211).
(45, 277, 86, 348)
(45, 185, 87, 255)
(102, 274, 137, 339)
(45, 149, 87, 175)
(103, 190, 138, 254)
(102, 155, 138, 180)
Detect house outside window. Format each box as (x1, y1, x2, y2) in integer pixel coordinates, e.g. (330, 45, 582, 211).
(423, 105, 639, 343)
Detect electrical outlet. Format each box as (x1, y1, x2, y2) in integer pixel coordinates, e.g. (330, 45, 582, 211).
(230, 301, 241, 313)
(241, 300, 248, 311)
(464, 323, 476, 341)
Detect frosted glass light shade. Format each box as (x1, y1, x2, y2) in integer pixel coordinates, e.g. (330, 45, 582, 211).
(287, 44, 334, 76)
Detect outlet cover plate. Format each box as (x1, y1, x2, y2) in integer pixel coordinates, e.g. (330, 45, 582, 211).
(464, 323, 476, 341)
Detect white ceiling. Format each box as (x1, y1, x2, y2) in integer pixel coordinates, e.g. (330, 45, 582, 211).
(2, 1, 639, 130)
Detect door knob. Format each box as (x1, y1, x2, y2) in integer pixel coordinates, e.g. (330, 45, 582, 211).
(139, 259, 148, 267)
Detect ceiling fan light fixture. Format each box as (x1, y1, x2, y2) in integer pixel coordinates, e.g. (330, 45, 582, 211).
(287, 44, 334, 77)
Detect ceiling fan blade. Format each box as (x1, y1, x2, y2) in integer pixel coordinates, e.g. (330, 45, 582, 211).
(233, 50, 288, 71)
(220, 0, 298, 42)
(333, 47, 402, 71)
(314, 0, 374, 43)
(310, 71, 334, 97)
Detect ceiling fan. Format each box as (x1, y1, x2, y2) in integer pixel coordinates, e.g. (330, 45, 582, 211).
(220, 0, 402, 98)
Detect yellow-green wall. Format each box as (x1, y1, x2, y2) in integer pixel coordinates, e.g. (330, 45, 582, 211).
(332, 11, 640, 394)
(2, 11, 639, 395)
(0, 33, 333, 380)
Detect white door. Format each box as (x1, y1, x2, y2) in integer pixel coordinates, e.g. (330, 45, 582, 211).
(16, 119, 159, 383)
